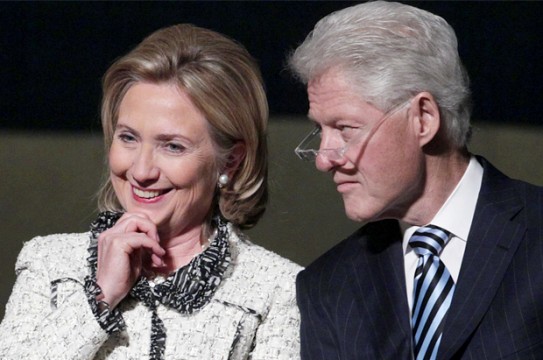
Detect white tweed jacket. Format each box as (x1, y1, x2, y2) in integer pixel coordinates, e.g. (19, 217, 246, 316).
(0, 225, 302, 359)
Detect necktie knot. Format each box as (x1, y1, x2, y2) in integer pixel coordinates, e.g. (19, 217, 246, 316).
(409, 224, 451, 257)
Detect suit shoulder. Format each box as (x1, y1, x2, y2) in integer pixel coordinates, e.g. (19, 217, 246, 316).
(487, 165, 543, 221)
(513, 177, 543, 197)
(479, 156, 543, 198)
(514, 179, 543, 227)
(299, 219, 400, 283)
(299, 226, 365, 282)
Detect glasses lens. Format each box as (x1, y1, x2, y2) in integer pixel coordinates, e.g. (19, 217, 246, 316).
(295, 126, 348, 162)
(295, 127, 321, 161)
(294, 98, 412, 163)
(295, 149, 318, 161)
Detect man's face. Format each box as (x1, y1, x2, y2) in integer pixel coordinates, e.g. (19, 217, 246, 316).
(307, 68, 426, 222)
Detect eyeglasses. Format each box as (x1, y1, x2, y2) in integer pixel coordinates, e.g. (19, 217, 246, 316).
(294, 99, 412, 162)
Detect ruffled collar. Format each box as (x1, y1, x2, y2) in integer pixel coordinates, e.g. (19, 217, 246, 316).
(87, 211, 231, 360)
(88, 211, 231, 313)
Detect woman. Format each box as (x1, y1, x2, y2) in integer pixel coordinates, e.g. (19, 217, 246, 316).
(0, 24, 301, 359)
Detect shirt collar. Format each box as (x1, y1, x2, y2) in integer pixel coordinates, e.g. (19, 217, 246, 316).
(401, 155, 483, 250)
(431, 156, 483, 241)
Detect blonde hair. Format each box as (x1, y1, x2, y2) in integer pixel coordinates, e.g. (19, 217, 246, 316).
(98, 24, 268, 228)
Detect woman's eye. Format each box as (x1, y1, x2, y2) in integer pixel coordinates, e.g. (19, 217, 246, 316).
(117, 133, 136, 143)
(165, 142, 186, 153)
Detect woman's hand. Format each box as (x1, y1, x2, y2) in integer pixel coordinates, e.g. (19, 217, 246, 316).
(95, 212, 165, 309)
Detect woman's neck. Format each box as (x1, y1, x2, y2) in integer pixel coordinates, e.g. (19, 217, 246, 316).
(147, 224, 207, 276)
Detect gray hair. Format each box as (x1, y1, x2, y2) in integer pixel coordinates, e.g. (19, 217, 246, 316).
(288, 1, 472, 148)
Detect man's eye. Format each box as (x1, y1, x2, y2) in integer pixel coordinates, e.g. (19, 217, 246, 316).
(340, 126, 364, 142)
(339, 126, 358, 138)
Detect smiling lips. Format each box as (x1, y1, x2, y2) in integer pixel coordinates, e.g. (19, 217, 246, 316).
(132, 187, 169, 201)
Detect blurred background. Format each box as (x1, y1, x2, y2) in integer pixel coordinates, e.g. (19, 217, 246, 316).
(1, 1, 542, 320)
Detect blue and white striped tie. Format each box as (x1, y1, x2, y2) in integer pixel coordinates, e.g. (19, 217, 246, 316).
(410, 225, 455, 360)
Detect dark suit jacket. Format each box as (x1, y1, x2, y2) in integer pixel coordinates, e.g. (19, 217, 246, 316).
(297, 157, 543, 359)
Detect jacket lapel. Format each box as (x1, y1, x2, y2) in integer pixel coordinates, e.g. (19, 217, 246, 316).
(439, 157, 526, 359)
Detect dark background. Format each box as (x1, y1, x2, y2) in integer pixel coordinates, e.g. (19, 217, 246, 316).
(1, 1, 543, 132)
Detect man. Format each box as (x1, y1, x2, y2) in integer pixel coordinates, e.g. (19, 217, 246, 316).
(288, 1, 543, 359)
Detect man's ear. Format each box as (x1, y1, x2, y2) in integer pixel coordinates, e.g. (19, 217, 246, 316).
(410, 92, 441, 147)
(223, 141, 246, 178)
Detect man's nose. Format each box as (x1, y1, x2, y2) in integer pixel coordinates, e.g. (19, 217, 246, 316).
(315, 133, 346, 172)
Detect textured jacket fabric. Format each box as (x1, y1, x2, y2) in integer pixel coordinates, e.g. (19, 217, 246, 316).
(296, 157, 543, 359)
(0, 224, 302, 359)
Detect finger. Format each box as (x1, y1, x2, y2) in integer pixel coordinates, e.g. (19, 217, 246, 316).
(104, 213, 160, 242)
(122, 236, 166, 269)
(115, 233, 166, 257)
(98, 232, 165, 260)
(150, 253, 166, 267)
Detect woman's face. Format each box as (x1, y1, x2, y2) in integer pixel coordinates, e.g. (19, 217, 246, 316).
(109, 82, 217, 239)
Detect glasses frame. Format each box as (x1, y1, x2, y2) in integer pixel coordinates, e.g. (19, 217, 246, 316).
(294, 99, 412, 162)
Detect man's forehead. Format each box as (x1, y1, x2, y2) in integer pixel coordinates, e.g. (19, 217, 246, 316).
(308, 73, 366, 110)
(308, 66, 349, 88)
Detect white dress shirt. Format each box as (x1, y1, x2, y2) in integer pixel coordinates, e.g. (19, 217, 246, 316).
(402, 156, 484, 311)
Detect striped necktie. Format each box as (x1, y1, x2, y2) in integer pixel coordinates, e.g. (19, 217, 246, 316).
(409, 225, 455, 360)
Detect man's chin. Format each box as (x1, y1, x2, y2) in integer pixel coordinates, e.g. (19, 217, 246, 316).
(343, 201, 383, 224)
(344, 207, 370, 223)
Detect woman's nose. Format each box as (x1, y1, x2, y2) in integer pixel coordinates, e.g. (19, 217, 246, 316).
(131, 147, 160, 183)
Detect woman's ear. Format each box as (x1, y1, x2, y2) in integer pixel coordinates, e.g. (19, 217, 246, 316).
(410, 92, 441, 147)
(223, 141, 246, 178)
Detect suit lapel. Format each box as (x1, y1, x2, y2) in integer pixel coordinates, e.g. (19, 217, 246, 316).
(439, 157, 526, 359)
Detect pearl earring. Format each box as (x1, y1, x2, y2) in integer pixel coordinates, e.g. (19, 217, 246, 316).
(218, 174, 229, 188)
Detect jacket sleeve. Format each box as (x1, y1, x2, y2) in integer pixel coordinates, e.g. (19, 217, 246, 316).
(249, 267, 301, 360)
(296, 269, 342, 360)
(0, 237, 109, 359)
